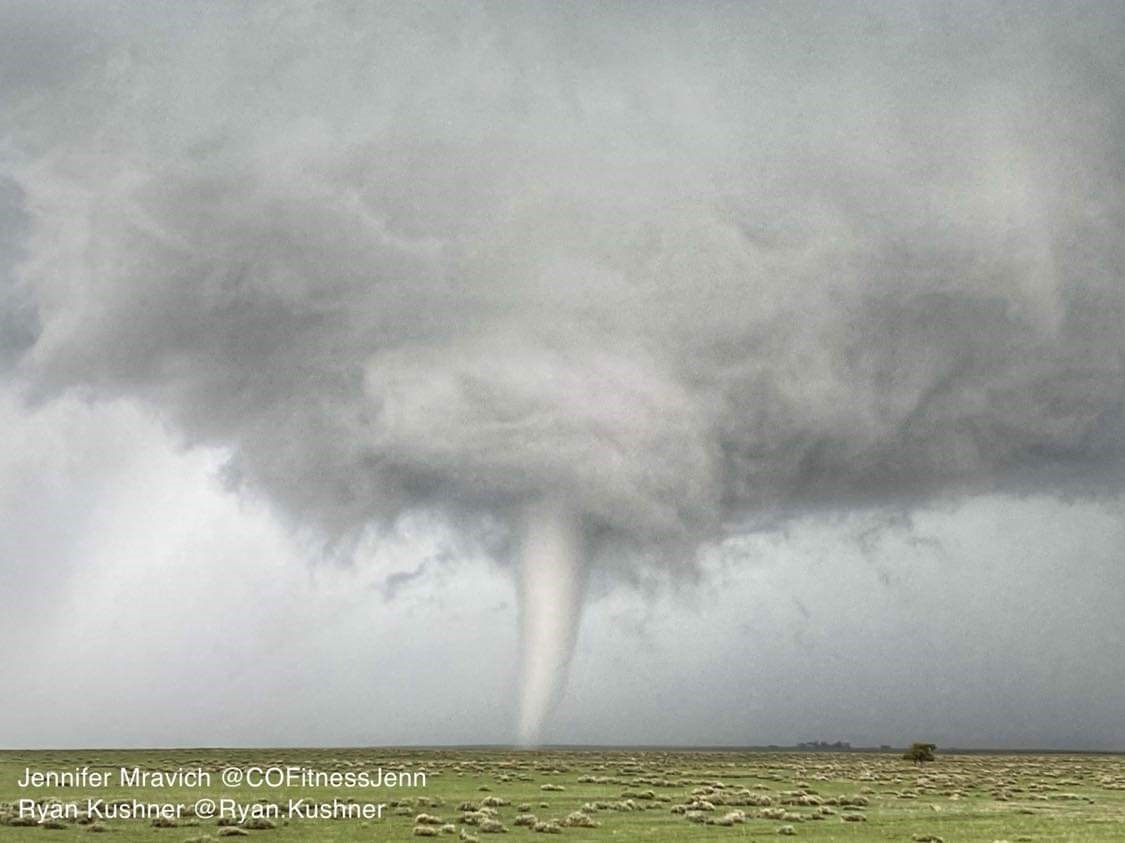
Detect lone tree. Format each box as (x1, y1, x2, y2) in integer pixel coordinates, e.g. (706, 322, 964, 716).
(903, 742, 936, 766)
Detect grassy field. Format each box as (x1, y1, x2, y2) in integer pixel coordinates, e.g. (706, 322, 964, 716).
(2, 748, 1124, 841)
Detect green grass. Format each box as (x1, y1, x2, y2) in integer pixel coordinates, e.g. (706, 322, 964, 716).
(2, 748, 1124, 841)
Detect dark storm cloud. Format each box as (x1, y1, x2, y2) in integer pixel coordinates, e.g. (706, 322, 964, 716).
(0, 178, 38, 364)
(2, 1, 1123, 566)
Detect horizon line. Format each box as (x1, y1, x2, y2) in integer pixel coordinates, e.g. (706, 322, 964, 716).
(2, 743, 1122, 755)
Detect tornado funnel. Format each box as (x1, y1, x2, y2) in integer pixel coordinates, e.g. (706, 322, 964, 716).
(515, 497, 588, 746)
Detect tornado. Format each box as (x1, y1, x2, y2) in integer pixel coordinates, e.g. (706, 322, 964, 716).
(516, 497, 587, 747)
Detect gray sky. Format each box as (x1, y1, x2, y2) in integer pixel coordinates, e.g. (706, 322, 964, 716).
(1, 1, 1123, 749)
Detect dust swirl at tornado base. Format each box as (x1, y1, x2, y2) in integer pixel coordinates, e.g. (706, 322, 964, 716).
(1, 3, 1123, 742)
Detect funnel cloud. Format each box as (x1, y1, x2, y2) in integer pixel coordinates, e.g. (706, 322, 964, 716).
(1, 2, 1124, 742)
(516, 497, 587, 745)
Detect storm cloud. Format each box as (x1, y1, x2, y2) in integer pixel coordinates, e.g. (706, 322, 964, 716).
(1, 1, 1123, 742)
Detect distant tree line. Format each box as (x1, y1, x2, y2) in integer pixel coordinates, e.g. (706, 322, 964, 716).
(796, 741, 852, 750)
